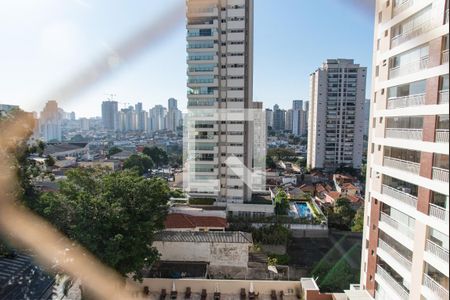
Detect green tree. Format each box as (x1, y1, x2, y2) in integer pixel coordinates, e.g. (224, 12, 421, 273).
(34, 168, 170, 280)
(142, 147, 168, 167)
(70, 134, 88, 142)
(274, 190, 290, 215)
(329, 198, 356, 230)
(351, 208, 364, 233)
(266, 155, 277, 169)
(45, 155, 55, 167)
(107, 146, 122, 158)
(123, 154, 154, 175)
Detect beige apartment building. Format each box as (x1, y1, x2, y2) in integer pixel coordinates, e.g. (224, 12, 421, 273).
(185, 0, 261, 205)
(307, 59, 367, 170)
(361, 0, 449, 299)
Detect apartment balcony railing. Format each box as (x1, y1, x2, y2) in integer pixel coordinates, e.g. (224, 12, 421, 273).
(387, 93, 426, 109)
(378, 239, 412, 270)
(376, 265, 409, 300)
(426, 240, 449, 263)
(391, 20, 432, 48)
(423, 273, 449, 300)
(382, 184, 418, 208)
(384, 156, 420, 174)
(435, 129, 449, 143)
(442, 49, 449, 64)
(389, 56, 429, 79)
(385, 128, 423, 140)
(393, 0, 414, 17)
(429, 203, 449, 223)
(439, 90, 449, 104)
(432, 167, 449, 183)
(380, 212, 415, 240)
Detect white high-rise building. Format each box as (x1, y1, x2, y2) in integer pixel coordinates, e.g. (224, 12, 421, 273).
(292, 100, 307, 137)
(39, 100, 62, 142)
(149, 105, 167, 133)
(265, 108, 273, 129)
(185, 0, 256, 205)
(167, 98, 183, 132)
(307, 59, 366, 170)
(361, 1, 449, 300)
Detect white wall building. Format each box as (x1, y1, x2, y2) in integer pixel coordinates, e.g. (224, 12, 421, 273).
(361, 1, 449, 299)
(185, 0, 261, 205)
(307, 59, 366, 170)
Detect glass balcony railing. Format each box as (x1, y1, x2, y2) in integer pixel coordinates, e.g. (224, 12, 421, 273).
(391, 20, 432, 48)
(380, 212, 415, 240)
(432, 167, 449, 183)
(382, 184, 418, 208)
(376, 265, 409, 300)
(385, 128, 423, 140)
(387, 93, 426, 109)
(435, 129, 449, 143)
(393, 0, 414, 17)
(429, 203, 449, 223)
(389, 56, 429, 79)
(383, 156, 420, 174)
(442, 49, 449, 64)
(439, 90, 449, 104)
(378, 239, 412, 270)
(426, 240, 449, 263)
(423, 273, 449, 300)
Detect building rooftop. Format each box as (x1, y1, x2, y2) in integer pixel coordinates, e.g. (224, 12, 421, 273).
(164, 213, 227, 230)
(0, 254, 54, 300)
(43, 143, 88, 155)
(154, 231, 253, 244)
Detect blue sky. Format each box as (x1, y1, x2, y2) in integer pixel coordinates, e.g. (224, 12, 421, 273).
(0, 0, 374, 117)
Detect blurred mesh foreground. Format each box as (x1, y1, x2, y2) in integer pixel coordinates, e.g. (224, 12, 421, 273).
(0, 1, 374, 299)
(0, 3, 184, 299)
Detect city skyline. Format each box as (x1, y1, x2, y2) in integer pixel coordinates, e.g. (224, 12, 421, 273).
(0, 0, 374, 118)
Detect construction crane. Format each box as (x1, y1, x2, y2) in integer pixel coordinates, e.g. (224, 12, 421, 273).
(104, 93, 130, 108)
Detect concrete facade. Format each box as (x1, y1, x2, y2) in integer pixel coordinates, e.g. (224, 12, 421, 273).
(307, 59, 366, 170)
(362, 1, 449, 299)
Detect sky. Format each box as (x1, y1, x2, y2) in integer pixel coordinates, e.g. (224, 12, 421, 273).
(0, 0, 374, 118)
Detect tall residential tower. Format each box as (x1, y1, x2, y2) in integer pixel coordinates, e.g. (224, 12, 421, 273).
(307, 59, 367, 170)
(185, 0, 256, 205)
(362, 0, 449, 299)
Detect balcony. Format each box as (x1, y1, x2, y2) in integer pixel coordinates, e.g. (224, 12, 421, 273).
(383, 156, 420, 174)
(443, 49, 449, 65)
(387, 93, 426, 109)
(382, 184, 418, 208)
(435, 129, 449, 143)
(429, 203, 449, 223)
(423, 273, 449, 300)
(380, 212, 415, 240)
(389, 56, 429, 79)
(426, 240, 449, 263)
(393, 0, 414, 17)
(391, 20, 432, 48)
(385, 128, 423, 140)
(439, 90, 449, 104)
(378, 239, 412, 270)
(432, 167, 449, 183)
(376, 265, 409, 300)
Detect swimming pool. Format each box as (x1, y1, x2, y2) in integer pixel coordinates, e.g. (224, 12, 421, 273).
(295, 202, 312, 218)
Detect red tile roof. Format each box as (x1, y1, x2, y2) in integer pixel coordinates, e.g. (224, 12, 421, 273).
(165, 213, 228, 230)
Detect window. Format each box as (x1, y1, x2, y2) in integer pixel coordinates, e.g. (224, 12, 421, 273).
(378, 12, 382, 23)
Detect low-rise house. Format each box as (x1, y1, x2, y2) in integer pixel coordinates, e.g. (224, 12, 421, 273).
(152, 231, 253, 278)
(110, 150, 134, 160)
(78, 160, 120, 171)
(44, 143, 89, 160)
(164, 213, 227, 232)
